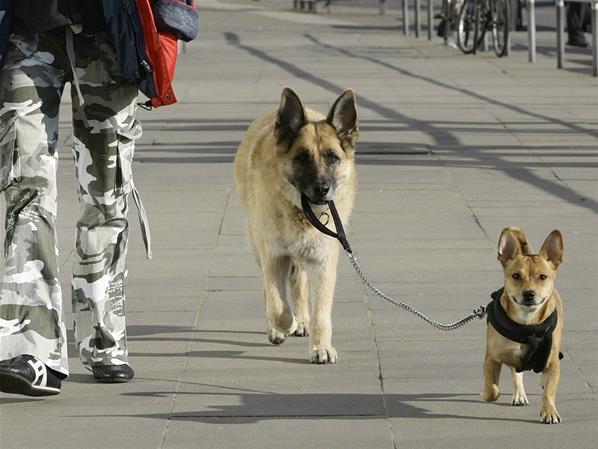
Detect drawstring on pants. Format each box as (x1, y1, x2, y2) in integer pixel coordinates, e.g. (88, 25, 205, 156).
(65, 26, 85, 106)
(131, 186, 152, 260)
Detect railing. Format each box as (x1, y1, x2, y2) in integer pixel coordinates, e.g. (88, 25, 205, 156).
(290, 0, 598, 76)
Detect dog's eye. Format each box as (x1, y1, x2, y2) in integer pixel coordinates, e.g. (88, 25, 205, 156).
(325, 151, 341, 164)
(511, 273, 521, 280)
(538, 274, 548, 281)
(294, 151, 311, 164)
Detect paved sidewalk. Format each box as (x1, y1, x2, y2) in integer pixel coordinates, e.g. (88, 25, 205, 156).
(1, 2, 597, 448)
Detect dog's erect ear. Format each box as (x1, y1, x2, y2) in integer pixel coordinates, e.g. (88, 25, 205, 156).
(327, 89, 358, 149)
(497, 228, 524, 267)
(275, 87, 306, 148)
(539, 230, 563, 269)
(504, 226, 533, 255)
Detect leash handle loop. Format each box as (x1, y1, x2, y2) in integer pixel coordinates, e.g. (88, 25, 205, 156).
(301, 195, 352, 253)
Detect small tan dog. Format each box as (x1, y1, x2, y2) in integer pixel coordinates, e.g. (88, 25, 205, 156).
(234, 88, 358, 364)
(482, 227, 564, 423)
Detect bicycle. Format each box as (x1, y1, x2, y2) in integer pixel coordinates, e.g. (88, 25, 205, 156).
(456, 0, 510, 57)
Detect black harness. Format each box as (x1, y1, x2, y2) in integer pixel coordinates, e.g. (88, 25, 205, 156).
(487, 288, 563, 373)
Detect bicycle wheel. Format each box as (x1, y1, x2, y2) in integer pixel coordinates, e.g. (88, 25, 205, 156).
(457, 0, 477, 54)
(491, 0, 510, 57)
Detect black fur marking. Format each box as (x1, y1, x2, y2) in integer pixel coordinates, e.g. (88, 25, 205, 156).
(275, 88, 306, 148)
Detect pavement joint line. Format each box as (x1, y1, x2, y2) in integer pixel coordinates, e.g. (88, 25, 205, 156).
(443, 160, 492, 242)
(59, 248, 74, 270)
(170, 413, 389, 419)
(217, 189, 233, 236)
(158, 187, 232, 448)
(562, 349, 596, 394)
(363, 281, 398, 448)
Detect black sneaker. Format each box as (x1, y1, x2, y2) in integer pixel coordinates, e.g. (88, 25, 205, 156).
(0, 355, 62, 396)
(92, 364, 134, 383)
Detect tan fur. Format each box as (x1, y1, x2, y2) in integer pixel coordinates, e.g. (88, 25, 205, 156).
(482, 227, 564, 424)
(234, 88, 358, 364)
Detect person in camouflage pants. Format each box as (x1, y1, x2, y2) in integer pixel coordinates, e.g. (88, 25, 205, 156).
(0, 26, 147, 394)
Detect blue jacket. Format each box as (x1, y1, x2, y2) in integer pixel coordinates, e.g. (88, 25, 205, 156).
(102, 0, 157, 102)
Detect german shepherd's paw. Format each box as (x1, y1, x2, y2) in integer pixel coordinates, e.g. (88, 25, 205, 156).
(291, 319, 309, 337)
(310, 347, 338, 364)
(267, 328, 287, 345)
(540, 405, 561, 424)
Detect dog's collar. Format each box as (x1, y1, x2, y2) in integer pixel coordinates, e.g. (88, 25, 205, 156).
(487, 288, 563, 373)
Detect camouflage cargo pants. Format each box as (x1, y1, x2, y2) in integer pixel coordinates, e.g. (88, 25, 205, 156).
(0, 27, 148, 377)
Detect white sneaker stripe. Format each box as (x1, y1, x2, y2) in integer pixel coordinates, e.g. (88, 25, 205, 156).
(27, 358, 47, 387)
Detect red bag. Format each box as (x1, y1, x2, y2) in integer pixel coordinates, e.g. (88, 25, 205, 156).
(135, 0, 178, 108)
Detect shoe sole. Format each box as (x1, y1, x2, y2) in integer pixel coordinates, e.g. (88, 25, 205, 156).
(0, 372, 60, 396)
(94, 377, 132, 384)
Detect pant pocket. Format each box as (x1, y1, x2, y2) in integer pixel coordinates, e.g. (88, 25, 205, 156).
(114, 119, 142, 196)
(2, 33, 40, 69)
(0, 110, 21, 192)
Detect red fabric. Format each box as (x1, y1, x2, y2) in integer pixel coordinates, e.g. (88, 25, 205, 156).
(135, 0, 178, 107)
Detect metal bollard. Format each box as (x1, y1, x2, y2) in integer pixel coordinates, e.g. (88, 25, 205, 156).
(415, 0, 421, 37)
(593, 0, 598, 76)
(403, 0, 410, 35)
(527, 0, 536, 62)
(428, 0, 433, 40)
(556, 0, 564, 69)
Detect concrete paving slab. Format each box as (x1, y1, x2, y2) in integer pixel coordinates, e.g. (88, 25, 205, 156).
(1, 2, 596, 449)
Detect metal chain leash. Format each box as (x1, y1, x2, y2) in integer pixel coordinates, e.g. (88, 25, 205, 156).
(345, 250, 487, 331)
(301, 195, 488, 331)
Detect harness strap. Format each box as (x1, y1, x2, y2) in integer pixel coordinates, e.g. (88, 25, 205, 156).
(487, 289, 561, 373)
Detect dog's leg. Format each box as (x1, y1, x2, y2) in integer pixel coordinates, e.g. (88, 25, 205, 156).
(540, 362, 561, 424)
(263, 254, 297, 345)
(307, 246, 339, 364)
(510, 368, 528, 406)
(481, 356, 502, 402)
(290, 263, 310, 337)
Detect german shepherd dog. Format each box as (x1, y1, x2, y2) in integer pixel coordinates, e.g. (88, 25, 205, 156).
(234, 88, 358, 364)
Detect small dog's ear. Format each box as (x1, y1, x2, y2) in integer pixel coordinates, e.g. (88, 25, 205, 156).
(497, 228, 523, 267)
(504, 227, 533, 255)
(275, 87, 306, 148)
(539, 230, 563, 269)
(327, 89, 358, 150)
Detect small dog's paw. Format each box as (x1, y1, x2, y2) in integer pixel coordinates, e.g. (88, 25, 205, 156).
(512, 392, 529, 406)
(540, 406, 561, 424)
(310, 347, 338, 364)
(480, 386, 500, 402)
(267, 328, 286, 345)
(291, 319, 309, 337)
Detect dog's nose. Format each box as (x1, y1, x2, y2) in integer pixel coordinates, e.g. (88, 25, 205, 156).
(315, 181, 331, 197)
(522, 290, 535, 302)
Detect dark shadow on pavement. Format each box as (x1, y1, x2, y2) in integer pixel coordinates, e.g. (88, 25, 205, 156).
(0, 398, 42, 404)
(129, 350, 306, 365)
(75, 392, 541, 424)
